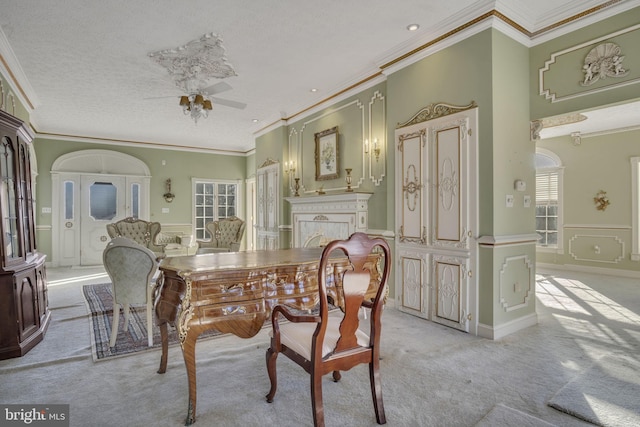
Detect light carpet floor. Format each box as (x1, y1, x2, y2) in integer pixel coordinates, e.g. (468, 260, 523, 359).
(0, 266, 638, 426)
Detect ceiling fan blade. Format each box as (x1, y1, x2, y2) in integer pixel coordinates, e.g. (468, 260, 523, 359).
(201, 81, 232, 96)
(211, 97, 247, 110)
(143, 95, 180, 100)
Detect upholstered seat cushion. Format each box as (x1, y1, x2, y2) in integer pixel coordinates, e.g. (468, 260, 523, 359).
(272, 312, 369, 360)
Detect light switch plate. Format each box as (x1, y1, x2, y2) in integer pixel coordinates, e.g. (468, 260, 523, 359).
(524, 195, 531, 208)
(162, 208, 170, 214)
(506, 194, 514, 208)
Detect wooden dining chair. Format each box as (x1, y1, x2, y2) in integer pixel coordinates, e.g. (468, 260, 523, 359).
(265, 232, 391, 427)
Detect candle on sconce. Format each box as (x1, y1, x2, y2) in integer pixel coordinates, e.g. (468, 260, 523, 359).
(364, 139, 369, 154)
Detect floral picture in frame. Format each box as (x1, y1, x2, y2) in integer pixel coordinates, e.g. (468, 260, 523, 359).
(315, 126, 339, 181)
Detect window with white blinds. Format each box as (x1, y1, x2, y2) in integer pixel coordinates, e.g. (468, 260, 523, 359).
(535, 149, 563, 249)
(536, 171, 559, 246)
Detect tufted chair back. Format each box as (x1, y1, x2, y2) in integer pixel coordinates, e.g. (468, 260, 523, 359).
(103, 236, 159, 347)
(106, 217, 165, 258)
(197, 216, 245, 252)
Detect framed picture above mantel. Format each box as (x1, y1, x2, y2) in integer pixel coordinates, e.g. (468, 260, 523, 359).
(315, 126, 339, 181)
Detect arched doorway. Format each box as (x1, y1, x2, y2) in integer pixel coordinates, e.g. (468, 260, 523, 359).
(51, 150, 151, 266)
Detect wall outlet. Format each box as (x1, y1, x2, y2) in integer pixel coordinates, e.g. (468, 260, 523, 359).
(506, 194, 514, 208)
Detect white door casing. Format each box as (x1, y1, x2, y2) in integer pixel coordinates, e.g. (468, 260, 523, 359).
(51, 150, 151, 266)
(256, 159, 280, 250)
(395, 103, 478, 334)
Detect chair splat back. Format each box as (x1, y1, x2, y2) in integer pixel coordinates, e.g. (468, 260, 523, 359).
(266, 232, 391, 427)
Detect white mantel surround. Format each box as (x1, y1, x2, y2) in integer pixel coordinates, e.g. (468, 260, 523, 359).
(286, 193, 371, 248)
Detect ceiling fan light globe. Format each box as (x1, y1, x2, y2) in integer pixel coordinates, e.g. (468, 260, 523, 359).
(203, 100, 212, 110)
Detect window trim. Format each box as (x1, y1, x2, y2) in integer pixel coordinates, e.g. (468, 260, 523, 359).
(535, 148, 564, 253)
(191, 177, 243, 241)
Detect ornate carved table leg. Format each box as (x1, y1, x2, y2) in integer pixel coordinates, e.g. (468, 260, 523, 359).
(157, 320, 169, 374)
(182, 332, 198, 425)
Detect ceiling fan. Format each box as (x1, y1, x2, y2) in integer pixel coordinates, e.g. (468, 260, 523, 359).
(147, 81, 247, 123)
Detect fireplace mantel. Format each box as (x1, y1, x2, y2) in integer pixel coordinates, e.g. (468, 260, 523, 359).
(286, 193, 371, 247)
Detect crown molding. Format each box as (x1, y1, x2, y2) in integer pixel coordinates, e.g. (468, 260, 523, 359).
(0, 26, 39, 111)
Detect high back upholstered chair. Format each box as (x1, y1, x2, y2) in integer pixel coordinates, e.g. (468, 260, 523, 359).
(106, 217, 165, 258)
(265, 232, 392, 427)
(197, 216, 246, 253)
(103, 237, 159, 347)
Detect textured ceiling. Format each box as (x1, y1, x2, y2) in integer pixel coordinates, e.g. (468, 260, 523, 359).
(0, 0, 639, 153)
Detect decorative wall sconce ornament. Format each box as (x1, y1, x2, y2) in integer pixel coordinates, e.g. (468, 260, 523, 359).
(163, 179, 175, 203)
(594, 190, 610, 211)
(364, 138, 381, 161)
(284, 161, 296, 175)
(580, 42, 629, 86)
(345, 168, 353, 192)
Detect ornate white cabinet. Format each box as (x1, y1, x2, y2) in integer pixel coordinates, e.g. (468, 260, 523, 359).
(395, 103, 478, 333)
(256, 160, 280, 250)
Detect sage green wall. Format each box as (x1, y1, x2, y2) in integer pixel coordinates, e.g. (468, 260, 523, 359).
(245, 153, 256, 179)
(530, 6, 640, 121)
(491, 31, 535, 236)
(33, 138, 247, 258)
(387, 29, 495, 235)
(286, 83, 389, 229)
(537, 129, 640, 272)
(387, 29, 536, 328)
(530, 6, 640, 274)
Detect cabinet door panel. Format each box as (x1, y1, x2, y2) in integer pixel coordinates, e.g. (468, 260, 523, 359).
(16, 272, 39, 341)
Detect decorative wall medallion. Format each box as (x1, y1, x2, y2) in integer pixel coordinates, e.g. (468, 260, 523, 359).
(149, 33, 237, 92)
(594, 190, 610, 211)
(580, 42, 629, 86)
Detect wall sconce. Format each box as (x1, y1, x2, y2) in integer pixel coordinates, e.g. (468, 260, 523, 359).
(284, 160, 296, 175)
(163, 178, 175, 203)
(364, 138, 381, 161)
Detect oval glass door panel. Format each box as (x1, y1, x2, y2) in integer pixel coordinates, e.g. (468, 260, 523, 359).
(90, 182, 117, 220)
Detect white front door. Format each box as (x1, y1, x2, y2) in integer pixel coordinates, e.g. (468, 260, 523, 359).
(80, 175, 126, 265)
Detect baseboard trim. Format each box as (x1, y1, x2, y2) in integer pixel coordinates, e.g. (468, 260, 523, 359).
(478, 312, 538, 340)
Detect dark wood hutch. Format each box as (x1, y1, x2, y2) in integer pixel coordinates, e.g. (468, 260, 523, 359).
(0, 109, 49, 360)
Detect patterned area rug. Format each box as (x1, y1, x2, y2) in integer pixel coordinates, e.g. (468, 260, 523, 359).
(548, 354, 640, 427)
(82, 283, 222, 362)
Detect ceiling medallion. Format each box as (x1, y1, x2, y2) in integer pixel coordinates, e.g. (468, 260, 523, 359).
(148, 33, 237, 93)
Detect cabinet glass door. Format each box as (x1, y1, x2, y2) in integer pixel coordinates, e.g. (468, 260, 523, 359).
(1, 136, 20, 261)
